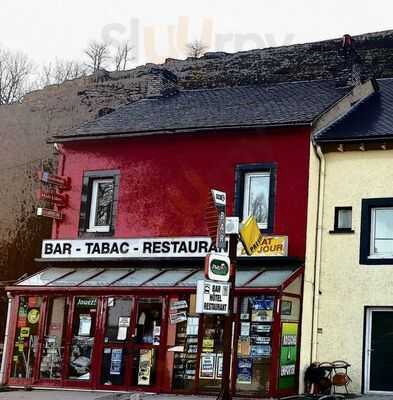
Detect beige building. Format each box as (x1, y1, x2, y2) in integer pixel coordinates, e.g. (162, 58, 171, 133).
(301, 78, 393, 394)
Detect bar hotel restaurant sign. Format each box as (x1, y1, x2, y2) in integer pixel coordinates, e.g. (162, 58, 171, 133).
(41, 236, 288, 259)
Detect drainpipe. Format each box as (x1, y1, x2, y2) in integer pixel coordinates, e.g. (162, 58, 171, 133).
(54, 143, 66, 239)
(0, 294, 13, 385)
(311, 144, 326, 362)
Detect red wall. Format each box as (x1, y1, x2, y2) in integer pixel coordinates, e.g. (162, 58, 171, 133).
(55, 127, 311, 259)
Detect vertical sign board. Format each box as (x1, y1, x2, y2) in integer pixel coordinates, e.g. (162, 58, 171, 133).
(205, 189, 226, 250)
(279, 322, 299, 390)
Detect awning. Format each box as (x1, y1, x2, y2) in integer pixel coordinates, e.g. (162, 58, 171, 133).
(11, 266, 302, 290)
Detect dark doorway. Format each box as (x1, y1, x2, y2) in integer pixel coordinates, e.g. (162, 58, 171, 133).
(369, 310, 393, 392)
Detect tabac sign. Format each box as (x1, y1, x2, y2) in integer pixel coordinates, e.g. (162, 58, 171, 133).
(41, 236, 287, 259)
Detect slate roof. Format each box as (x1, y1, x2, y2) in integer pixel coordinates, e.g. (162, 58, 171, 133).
(315, 78, 393, 142)
(52, 80, 350, 142)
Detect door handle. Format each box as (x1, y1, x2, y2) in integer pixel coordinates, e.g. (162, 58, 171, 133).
(368, 348, 374, 353)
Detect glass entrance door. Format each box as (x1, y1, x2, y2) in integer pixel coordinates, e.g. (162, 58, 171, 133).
(131, 297, 163, 390)
(66, 296, 98, 385)
(98, 297, 133, 389)
(10, 296, 44, 384)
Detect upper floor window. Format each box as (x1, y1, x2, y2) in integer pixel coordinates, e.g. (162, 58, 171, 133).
(370, 207, 393, 257)
(360, 198, 393, 264)
(330, 206, 354, 233)
(79, 171, 120, 236)
(235, 164, 276, 232)
(88, 178, 114, 232)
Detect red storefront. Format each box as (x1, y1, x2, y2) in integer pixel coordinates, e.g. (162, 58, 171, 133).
(2, 77, 351, 397)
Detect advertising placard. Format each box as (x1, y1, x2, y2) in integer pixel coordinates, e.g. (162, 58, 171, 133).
(196, 280, 230, 315)
(170, 311, 187, 324)
(205, 253, 230, 282)
(199, 353, 216, 379)
(237, 358, 253, 384)
(110, 348, 122, 375)
(239, 216, 288, 256)
(279, 322, 299, 390)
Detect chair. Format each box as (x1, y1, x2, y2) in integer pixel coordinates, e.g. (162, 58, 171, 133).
(305, 362, 334, 395)
(331, 360, 352, 394)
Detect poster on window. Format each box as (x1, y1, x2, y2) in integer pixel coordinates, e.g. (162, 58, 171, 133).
(110, 348, 122, 375)
(78, 315, 92, 336)
(279, 322, 299, 390)
(199, 353, 216, 379)
(216, 354, 223, 379)
(237, 357, 253, 384)
(138, 349, 153, 385)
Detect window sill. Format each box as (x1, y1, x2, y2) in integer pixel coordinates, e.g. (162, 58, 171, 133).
(79, 231, 114, 239)
(329, 229, 355, 234)
(86, 227, 111, 233)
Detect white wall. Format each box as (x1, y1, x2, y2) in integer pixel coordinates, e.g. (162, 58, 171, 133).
(315, 149, 393, 393)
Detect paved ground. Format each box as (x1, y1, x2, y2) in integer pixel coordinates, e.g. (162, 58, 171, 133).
(0, 390, 392, 400)
(0, 390, 213, 400)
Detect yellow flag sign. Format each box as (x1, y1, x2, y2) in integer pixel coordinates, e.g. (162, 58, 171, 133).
(239, 216, 287, 256)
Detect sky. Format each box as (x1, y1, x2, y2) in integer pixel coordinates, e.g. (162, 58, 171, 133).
(1, 0, 393, 69)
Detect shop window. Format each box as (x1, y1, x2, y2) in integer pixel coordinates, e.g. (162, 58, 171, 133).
(68, 297, 97, 380)
(40, 297, 67, 379)
(199, 315, 225, 392)
(360, 198, 393, 264)
(167, 294, 199, 392)
(79, 170, 120, 236)
(280, 296, 301, 322)
(11, 296, 43, 379)
(235, 164, 276, 231)
(236, 296, 274, 396)
(330, 207, 354, 233)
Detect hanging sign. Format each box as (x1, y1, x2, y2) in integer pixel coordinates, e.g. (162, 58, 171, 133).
(205, 189, 227, 250)
(205, 253, 230, 282)
(239, 216, 288, 256)
(38, 171, 71, 190)
(37, 188, 68, 207)
(196, 280, 230, 315)
(36, 207, 64, 220)
(169, 311, 187, 324)
(170, 300, 188, 311)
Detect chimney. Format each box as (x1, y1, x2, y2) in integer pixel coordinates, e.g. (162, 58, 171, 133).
(144, 67, 179, 98)
(340, 34, 364, 86)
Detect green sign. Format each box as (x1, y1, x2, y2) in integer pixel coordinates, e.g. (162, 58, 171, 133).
(211, 259, 229, 276)
(279, 322, 298, 390)
(76, 297, 97, 308)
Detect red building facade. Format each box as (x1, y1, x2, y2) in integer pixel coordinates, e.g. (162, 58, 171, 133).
(2, 78, 351, 397)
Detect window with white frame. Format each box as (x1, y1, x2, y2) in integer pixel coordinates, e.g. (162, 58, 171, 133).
(87, 178, 115, 233)
(242, 171, 271, 229)
(370, 207, 393, 257)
